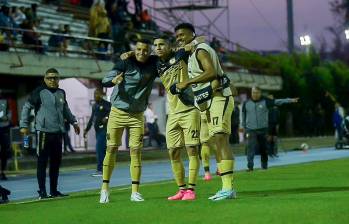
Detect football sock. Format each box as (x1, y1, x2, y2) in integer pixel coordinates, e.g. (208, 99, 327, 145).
(188, 155, 200, 189)
(219, 160, 234, 190)
(130, 150, 142, 193)
(170, 159, 185, 188)
(102, 148, 116, 191)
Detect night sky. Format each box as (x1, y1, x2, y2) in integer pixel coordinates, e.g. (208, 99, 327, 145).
(144, 0, 336, 51)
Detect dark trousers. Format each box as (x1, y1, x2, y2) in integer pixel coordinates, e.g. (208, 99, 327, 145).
(146, 123, 165, 147)
(247, 130, 268, 170)
(229, 125, 240, 144)
(95, 130, 106, 172)
(63, 132, 74, 152)
(0, 127, 10, 173)
(37, 132, 63, 194)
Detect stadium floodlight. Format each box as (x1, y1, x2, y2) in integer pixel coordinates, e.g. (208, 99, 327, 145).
(300, 35, 311, 46)
(345, 29, 349, 40)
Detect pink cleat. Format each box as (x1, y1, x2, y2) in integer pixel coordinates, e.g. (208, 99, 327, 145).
(168, 189, 186, 200)
(182, 189, 196, 200)
(204, 173, 212, 181)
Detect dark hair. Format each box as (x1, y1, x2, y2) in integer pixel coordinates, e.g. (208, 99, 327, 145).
(136, 39, 151, 45)
(174, 23, 195, 33)
(45, 68, 59, 75)
(153, 34, 172, 43)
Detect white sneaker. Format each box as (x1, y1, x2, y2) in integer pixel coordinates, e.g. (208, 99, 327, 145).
(99, 189, 110, 203)
(130, 192, 144, 202)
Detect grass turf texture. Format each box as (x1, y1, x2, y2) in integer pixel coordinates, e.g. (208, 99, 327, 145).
(1, 158, 349, 224)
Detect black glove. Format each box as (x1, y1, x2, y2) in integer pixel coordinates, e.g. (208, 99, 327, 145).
(170, 83, 181, 95)
(169, 83, 194, 106)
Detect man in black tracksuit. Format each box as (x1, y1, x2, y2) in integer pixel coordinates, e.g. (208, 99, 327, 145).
(241, 86, 298, 171)
(20, 68, 80, 199)
(83, 88, 111, 176)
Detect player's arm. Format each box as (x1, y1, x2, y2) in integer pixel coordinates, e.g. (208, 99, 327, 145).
(176, 49, 217, 90)
(102, 60, 126, 87)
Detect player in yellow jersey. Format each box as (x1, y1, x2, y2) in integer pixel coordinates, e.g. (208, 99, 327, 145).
(153, 36, 200, 200)
(175, 23, 236, 201)
(121, 36, 204, 200)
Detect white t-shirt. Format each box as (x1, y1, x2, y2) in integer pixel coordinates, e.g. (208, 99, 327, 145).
(144, 107, 157, 124)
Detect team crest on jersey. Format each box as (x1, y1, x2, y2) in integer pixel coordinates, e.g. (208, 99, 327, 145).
(99, 106, 104, 110)
(169, 58, 176, 65)
(60, 98, 64, 103)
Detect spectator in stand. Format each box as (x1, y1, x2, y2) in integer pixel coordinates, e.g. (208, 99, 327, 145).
(133, 0, 142, 17)
(0, 5, 15, 35)
(89, 0, 107, 37)
(21, 20, 44, 53)
(140, 9, 156, 30)
(109, 2, 125, 55)
(48, 24, 67, 55)
(10, 6, 26, 27)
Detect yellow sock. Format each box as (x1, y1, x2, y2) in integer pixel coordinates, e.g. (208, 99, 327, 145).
(130, 151, 142, 193)
(220, 160, 234, 190)
(102, 148, 116, 191)
(201, 144, 210, 173)
(170, 159, 185, 188)
(188, 155, 200, 189)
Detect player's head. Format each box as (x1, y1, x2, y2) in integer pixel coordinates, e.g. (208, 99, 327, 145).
(251, 86, 262, 101)
(153, 35, 172, 59)
(44, 68, 60, 89)
(94, 88, 104, 102)
(174, 23, 195, 47)
(135, 39, 151, 63)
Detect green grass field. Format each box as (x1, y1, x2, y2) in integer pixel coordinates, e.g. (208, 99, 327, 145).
(2, 158, 349, 224)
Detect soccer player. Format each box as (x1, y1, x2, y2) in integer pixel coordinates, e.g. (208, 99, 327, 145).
(121, 36, 203, 200)
(154, 36, 201, 200)
(99, 39, 158, 203)
(175, 23, 236, 201)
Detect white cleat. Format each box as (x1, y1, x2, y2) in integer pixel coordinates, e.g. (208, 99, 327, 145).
(99, 190, 110, 204)
(130, 192, 144, 202)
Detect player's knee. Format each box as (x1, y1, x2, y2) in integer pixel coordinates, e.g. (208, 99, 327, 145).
(130, 148, 141, 157)
(106, 145, 118, 153)
(169, 147, 181, 160)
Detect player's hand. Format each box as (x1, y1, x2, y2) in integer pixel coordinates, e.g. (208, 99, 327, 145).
(112, 72, 124, 85)
(120, 51, 134, 60)
(83, 130, 87, 138)
(176, 81, 189, 91)
(73, 124, 80, 135)
(20, 128, 29, 136)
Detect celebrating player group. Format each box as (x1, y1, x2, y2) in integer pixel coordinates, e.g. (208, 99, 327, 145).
(99, 22, 236, 203)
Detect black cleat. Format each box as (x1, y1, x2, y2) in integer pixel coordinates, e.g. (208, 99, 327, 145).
(38, 190, 48, 200)
(50, 191, 69, 198)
